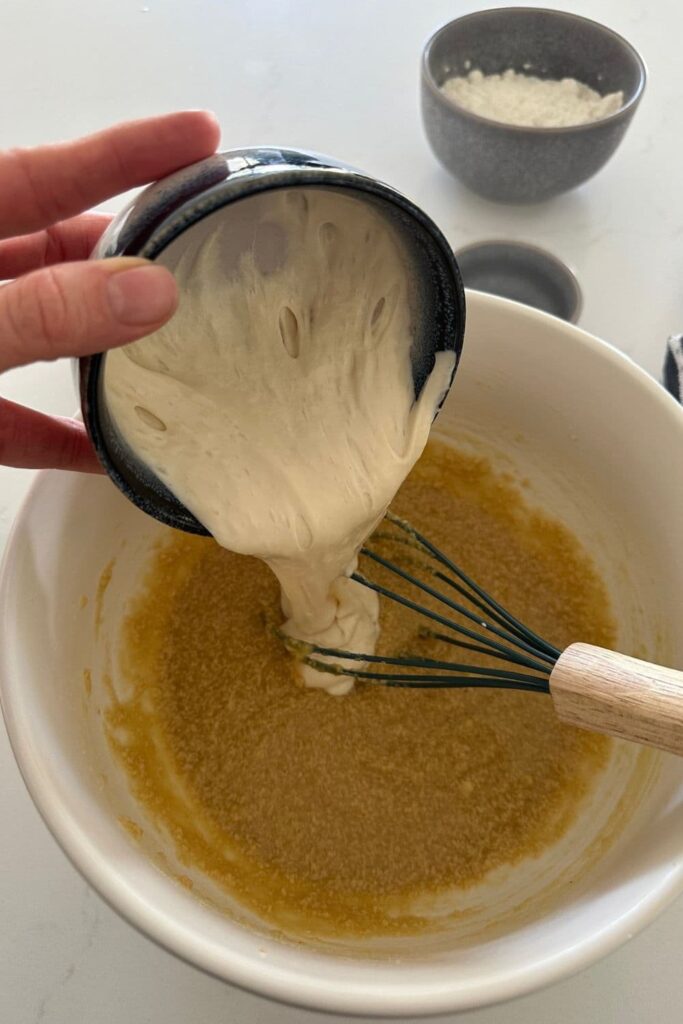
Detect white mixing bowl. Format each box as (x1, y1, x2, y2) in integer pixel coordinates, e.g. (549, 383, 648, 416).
(1, 290, 683, 1016)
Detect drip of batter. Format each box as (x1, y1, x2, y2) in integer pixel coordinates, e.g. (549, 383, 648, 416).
(104, 187, 454, 693)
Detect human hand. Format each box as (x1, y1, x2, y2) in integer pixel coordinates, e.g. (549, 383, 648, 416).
(0, 111, 220, 472)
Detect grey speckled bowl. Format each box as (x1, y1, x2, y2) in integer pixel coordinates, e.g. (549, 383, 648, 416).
(421, 8, 646, 203)
(455, 240, 582, 322)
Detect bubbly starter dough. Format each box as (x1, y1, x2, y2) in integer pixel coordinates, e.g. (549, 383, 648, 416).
(105, 188, 454, 693)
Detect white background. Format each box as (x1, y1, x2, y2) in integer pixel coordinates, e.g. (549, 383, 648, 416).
(1, 1, 682, 1021)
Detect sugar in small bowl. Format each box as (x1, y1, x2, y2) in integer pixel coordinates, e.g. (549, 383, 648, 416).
(421, 8, 646, 203)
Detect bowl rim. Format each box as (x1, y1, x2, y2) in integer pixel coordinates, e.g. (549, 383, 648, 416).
(454, 239, 583, 323)
(2, 291, 683, 1017)
(421, 6, 648, 135)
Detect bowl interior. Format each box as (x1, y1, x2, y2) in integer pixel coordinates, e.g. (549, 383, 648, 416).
(2, 291, 683, 1016)
(425, 8, 645, 108)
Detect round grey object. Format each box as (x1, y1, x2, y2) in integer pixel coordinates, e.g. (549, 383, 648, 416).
(421, 7, 647, 203)
(455, 240, 582, 322)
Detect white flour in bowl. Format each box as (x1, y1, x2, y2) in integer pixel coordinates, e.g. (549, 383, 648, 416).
(441, 68, 623, 128)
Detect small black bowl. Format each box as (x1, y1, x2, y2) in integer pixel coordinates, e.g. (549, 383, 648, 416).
(421, 7, 647, 203)
(80, 148, 466, 535)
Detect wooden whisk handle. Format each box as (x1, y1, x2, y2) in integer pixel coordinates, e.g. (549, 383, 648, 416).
(549, 643, 683, 757)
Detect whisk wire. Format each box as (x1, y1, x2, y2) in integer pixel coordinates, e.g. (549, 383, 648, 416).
(367, 528, 538, 649)
(308, 669, 548, 692)
(287, 513, 562, 692)
(303, 644, 549, 686)
(355, 552, 556, 667)
(431, 569, 537, 646)
(418, 630, 552, 673)
(384, 512, 561, 660)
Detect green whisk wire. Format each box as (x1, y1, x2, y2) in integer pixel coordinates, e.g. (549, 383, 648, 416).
(285, 513, 561, 692)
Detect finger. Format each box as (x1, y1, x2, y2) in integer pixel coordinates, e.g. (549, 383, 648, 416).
(0, 213, 111, 278)
(0, 110, 220, 238)
(0, 257, 177, 373)
(0, 398, 102, 472)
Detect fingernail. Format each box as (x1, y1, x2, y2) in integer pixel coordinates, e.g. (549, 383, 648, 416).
(107, 265, 177, 326)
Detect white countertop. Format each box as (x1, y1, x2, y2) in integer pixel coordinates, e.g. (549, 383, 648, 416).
(1, 1, 682, 1021)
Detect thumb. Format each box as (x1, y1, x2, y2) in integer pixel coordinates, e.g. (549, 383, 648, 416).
(0, 256, 177, 372)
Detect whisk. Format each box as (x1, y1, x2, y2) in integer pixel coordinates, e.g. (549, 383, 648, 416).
(285, 512, 683, 758)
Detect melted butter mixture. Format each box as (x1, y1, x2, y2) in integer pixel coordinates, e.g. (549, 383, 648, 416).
(107, 441, 614, 938)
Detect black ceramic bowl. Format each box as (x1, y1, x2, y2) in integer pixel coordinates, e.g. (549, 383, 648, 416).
(421, 8, 646, 203)
(80, 147, 466, 534)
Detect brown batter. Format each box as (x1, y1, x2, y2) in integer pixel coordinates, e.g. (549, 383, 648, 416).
(107, 440, 614, 937)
